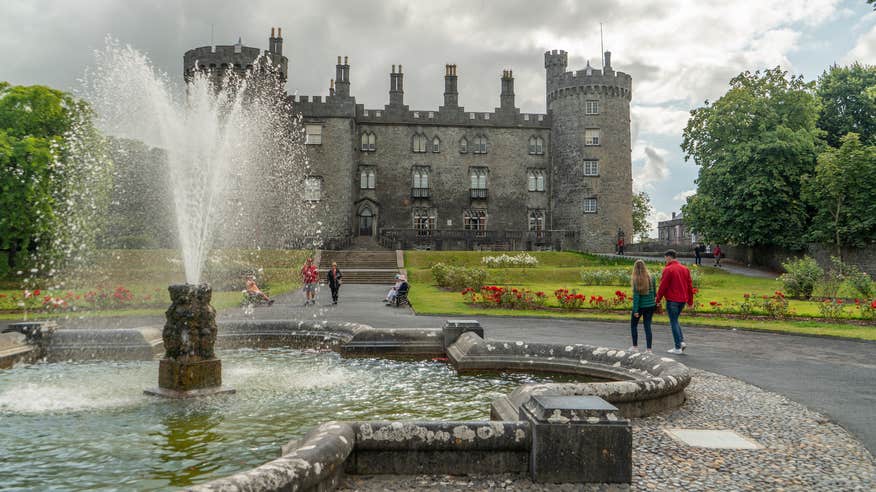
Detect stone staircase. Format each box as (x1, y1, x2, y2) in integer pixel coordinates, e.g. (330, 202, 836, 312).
(319, 249, 401, 284)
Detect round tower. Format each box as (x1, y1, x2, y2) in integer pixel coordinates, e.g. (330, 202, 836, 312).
(546, 50, 633, 251)
(183, 27, 288, 84)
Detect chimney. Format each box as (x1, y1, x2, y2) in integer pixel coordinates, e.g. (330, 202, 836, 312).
(329, 79, 335, 97)
(500, 69, 515, 110)
(268, 27, 283, 55)
(672, 212, 676, 219)
(443, 64, 458, 108)
(389, 64, 404, 106)
(604, 51, 612, 72)
(335, 55, 350, 98)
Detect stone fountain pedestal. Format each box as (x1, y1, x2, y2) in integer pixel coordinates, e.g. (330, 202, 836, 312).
(145, 283, 235, 398)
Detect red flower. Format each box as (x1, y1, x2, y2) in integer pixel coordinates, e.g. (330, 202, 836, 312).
(836, 299, 843, 304)
(0, 294, 6, 298)
(34, 289, 41, 296)
(743, 293, 750, 299)
(692, 288, 699, 295)
(871, 300, 876, 309)
(775, 291, 784, 297)
(709, 301, 718, 306)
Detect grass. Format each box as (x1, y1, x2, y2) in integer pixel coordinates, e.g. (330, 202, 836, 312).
(405, 251, 876, 341)
(0, 249, 310, 319)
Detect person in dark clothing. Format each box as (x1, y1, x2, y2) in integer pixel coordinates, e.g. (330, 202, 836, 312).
(694, 244, 702, 266)
(326, 261, 343, 305)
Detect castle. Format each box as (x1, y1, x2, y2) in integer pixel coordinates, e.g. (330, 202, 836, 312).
(183, 28, 633, 251)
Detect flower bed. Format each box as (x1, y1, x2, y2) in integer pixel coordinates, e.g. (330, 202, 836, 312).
(0, 286, 168, 313)
(481, 253, 539, 268)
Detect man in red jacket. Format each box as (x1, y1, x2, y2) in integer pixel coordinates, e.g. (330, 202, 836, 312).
(656, 250, 694, 354)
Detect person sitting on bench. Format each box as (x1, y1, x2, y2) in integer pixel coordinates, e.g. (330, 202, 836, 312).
(385, 274, 403, 303)
(393, 279, 410, 307)
(245, 275, 273, 305)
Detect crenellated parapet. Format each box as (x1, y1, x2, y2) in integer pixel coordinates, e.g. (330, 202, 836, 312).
(544, 50, 632, 104)
(183, 28, 288, 83)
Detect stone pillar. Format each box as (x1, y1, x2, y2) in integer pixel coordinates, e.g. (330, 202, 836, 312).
(520, 395, 632, 483)
(145, 284, 235, 398)
(442, 319, 483, 350)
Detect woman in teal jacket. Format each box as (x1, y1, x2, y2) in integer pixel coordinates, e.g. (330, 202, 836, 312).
(630, 260, 656, 352)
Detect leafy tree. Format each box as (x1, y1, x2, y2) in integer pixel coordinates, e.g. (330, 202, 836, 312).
(631, 191, 653, 241)
(681, 68, 823, 250)
(816, 63, 876, 147)
(803, 133, 876, 256)
(0, 83, 110, 269)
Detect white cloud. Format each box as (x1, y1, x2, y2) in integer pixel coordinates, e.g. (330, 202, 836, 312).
(632, 105, 690, 138)
(633, 145, 670, 191)
(673, 189, 696, 202)
(844, 24, 876, 64)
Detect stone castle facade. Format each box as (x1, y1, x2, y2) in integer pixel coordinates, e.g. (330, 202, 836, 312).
(184, 28, 633, 251)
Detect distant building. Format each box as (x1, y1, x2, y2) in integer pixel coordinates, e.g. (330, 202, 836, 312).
(657, 212, 694, 246)
(183, 28, 634, 251)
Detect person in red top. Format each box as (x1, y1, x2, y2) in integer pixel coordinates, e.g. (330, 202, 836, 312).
(300, 257, 319, 306)
(617, 237, 625, 256)
(656, 249, 694, 354)
(713, 244, 722, 267)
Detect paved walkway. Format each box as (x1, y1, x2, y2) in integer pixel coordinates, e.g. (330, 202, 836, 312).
(594, 252, 778, 279)
(220, 283, 876, 456)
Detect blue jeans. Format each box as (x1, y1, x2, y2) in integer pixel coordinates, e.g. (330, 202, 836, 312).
(630, 306, 654, 349)
(666, 301, 685, 349)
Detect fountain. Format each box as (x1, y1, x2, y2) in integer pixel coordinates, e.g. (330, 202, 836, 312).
(145, 283, 234, 398)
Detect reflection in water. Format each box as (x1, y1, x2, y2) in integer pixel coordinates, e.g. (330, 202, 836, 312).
(153, 410, 224, 487)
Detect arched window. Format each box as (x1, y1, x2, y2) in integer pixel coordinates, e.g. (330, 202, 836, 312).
(412, 133, 427, 153)
(527, 170, 545, 192)
(412, 167, 430, 198)
(361, 132, 376, 151)
(528, 136, 544, 155)
(459, 137, 468, 153)
(360, 169, 375, 189)
(432, 136, 440, 153)
(473, 135, 488, 154)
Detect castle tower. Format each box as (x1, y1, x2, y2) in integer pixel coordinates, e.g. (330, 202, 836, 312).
(546, 50, 633, 251)
(182, 28, 288, 83)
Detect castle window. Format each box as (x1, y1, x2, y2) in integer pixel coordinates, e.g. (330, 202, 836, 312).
(413, 111, 420, 119)
(375, 111, 382, 117)
(528, 136, 544, 155)
(528, 210, 545, 238)
(412, 133, 427, 153)
(432, 136, 441, 153)
(304, 177, 322, 201)
(527, 170, 545, 192)
(360, 168, 375, 189)
(538, 115, 544, 121)
(413, 208, 436, 237)
(470, 168, 488, 190)
(583, 160, 599, 176)
(484, 113, 490, 120)
(459, 137, 469, 154)
(412, 167, 431, 198)
(524, 114, 530, 121)
(585, 100, 599, 115)
(469, 113, 476, 120)
(584, 129, 600, 146)
(305, 125, 322, 145)
(363, 110, 370, 117)
(464, 209, 487, 237)
(583, 198, 598, 214)
(473, 135, 488, 154)
(360, 132, 376, 151)
(428, 112, 435, 119)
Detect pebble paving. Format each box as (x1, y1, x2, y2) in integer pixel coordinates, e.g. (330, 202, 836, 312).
(338, 369, 876, 491)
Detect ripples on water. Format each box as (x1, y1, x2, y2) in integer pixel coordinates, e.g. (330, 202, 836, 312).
(0, 348, 579, 490)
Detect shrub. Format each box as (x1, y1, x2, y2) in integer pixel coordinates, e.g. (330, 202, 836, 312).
(465, 286, 547, 309)
(859, 299, 876, 321)
(554, 289, 587, 309)
(432, 263, 486, 291)
(818, 298, 847, 319)
(761, 291, 790, 318)
(580, 269, 630, 286)
(844, 266, 873, 299)
(779, 256, 823, 298)
(481, 253, 538, 268)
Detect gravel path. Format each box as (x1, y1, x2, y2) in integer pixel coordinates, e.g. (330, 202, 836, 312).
(338, 368, 876, 491)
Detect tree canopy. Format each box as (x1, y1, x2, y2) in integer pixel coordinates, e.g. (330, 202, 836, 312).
(631, 191, 653, 241)
(681, 67, 823, 249)
(803, 133, 876, 253)
(816, 63, 876, 147)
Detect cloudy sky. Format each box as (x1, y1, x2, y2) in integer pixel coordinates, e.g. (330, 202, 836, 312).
(2, 0, 875, 235)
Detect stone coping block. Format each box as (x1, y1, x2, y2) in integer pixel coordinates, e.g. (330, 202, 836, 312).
(522, 395, 625, 424)
(193, 421, 354, 492)
(44, 327, 162, 362)
(352, 421, 531, 451)
(442, 319, 484, 349)
(446, 332, 690, 419)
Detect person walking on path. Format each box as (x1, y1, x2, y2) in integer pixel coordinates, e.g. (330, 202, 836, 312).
(656, 249, 694, 354)
(629, 260, 656, 353)
(300, 257, 319, 306)
(694, 244, 702, 266)
(713, 244, 722, 267)
(326, 261, 343, 305)
(617, 237, 625, 256)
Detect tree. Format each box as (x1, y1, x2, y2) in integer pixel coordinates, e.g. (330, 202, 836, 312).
(631, 191, 653, 241)
(803, 133, 876, 257)
(816, 63, 876, 147)
(0, 83, 110, 269)
(681, 67, 823, 250)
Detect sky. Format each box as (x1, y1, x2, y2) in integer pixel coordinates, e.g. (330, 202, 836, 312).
(2, 0, 875, 236)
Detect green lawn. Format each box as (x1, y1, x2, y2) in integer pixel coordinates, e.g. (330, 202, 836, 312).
(0, 249, 310, 318)
(405, 251, 876, 341)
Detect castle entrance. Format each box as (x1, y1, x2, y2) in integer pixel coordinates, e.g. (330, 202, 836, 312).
(358, 207, 374, 236)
